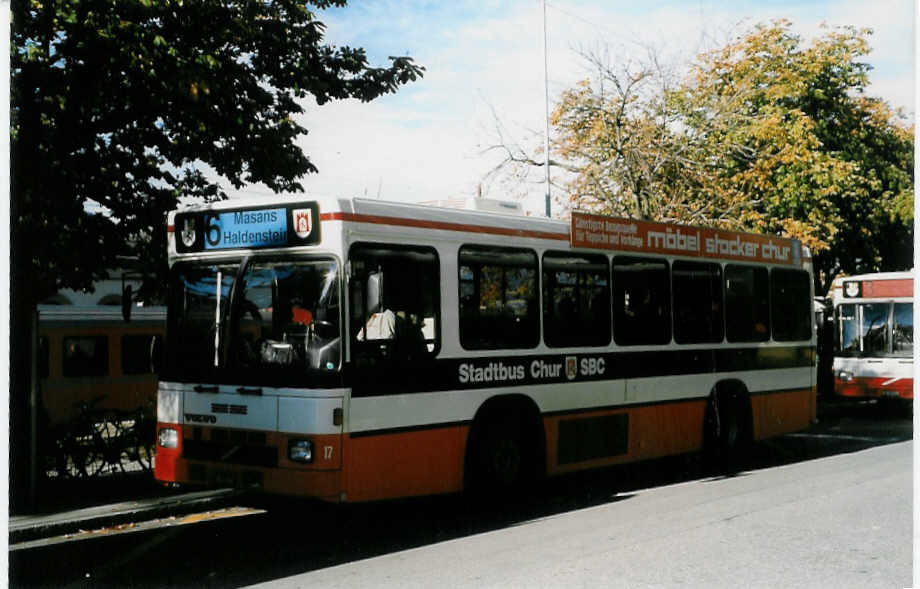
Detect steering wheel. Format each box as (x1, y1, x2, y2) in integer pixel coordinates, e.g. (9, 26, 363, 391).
(242, 300, 261, 321)
(311, 320, 337, 340)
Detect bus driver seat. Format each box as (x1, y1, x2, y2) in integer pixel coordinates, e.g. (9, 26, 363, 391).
(357, 271, 396, 341)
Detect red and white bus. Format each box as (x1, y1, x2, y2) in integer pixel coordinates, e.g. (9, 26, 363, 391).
(154, 197, 817, 502)
(831, 271, 913, 403)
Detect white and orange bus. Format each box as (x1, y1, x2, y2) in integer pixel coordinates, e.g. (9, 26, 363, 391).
(831, 271, 913, 403)
(154, 196, 817, 502)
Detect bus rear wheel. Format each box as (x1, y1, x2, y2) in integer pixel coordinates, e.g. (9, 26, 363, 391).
(704, 389, 750, 472)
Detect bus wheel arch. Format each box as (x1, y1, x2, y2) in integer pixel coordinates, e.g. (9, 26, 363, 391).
(465, 394, 546, 493)
(703, 380, 753, 470)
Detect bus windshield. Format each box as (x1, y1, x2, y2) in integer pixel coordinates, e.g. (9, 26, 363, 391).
(164, 257, 342, 385)
(836, 302, 894, 357)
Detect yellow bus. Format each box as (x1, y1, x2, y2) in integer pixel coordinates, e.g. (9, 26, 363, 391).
(39, 306, 165, 427)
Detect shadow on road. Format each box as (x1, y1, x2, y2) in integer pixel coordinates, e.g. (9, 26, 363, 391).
(10, 397, 912, 588)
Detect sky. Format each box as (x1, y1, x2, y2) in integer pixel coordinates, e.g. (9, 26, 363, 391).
(226, 0, 916, 215)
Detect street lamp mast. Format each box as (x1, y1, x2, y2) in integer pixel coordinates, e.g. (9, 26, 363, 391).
(542, 0, 551, 218)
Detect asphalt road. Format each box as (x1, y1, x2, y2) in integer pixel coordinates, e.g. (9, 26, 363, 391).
(9, 399, 913, 588)
(254, 441, 910, 589)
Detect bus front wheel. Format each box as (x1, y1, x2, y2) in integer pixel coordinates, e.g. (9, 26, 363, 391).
(476, 417, 526, 491)
(468, 411, 545, 499)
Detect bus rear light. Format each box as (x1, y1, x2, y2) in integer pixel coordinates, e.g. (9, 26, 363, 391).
(158, 427, 179, 449)
(289, 439, 314, 463)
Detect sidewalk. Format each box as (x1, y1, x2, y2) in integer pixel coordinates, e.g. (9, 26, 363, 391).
(9, 473, 238, 548)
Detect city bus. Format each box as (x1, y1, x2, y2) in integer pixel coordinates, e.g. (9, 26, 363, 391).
(154, 196, 816, 502)
(830, 271, 913, 404)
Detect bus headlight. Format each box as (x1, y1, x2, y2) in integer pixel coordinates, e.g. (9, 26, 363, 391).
(837, 370, 854, 383)
(289, 439, 314, 463)
(158, 427, 179, 449)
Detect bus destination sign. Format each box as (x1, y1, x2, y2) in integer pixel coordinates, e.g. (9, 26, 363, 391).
(206, 207, 287, 249)
(175, 202, 321, 253)
(570, 211, 802, 266)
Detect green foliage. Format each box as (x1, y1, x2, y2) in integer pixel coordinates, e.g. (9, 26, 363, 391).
(11, 0, 424, 301)
(550, 20, 912, 291)
(678, 20, 913, 289)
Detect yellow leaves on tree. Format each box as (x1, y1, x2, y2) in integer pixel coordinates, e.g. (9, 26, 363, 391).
(547, 19, 912, 291)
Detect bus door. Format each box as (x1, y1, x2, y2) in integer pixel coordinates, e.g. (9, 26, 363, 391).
(347, 243, 440, 397)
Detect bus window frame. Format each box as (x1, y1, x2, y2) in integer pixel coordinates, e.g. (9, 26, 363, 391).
(61, 334, 110, 378)
(542, 250, 611, 348)
(611, 255, 672, 346)
(348, 242, 442, 362)
(458, 244, 540, 351)
(671, 260, 724, 345)
(770, 267, 813, 342)
(724, 264, 771, 343)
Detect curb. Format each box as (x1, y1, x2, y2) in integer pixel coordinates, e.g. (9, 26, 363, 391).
(9, 488, 240, 546)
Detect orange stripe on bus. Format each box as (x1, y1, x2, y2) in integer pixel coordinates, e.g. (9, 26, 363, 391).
(320, 211, 569, 241)
(342, 425, 468, 502)
(156, 388, 816, 502)
(544, 401, 707, 475)
(752, 387, 815, 439)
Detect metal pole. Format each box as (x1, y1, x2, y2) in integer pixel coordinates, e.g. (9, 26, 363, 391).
(542, 0, 551, 218)
(29, 309, 39, 508)
(214, 271, 222, 367)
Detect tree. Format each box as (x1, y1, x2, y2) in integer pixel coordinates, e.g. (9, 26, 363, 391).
(496, 21, 912, 293)
(548, 49, 754, 229)
(10, 0, 423, 510)
(12, 0, 424, 303)
(673, 20, 913, 291)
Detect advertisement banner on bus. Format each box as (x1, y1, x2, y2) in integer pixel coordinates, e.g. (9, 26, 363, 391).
(570, 212, 802, 266)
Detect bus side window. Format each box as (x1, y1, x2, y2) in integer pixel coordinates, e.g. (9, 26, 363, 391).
(771, 268, 812, 341)
(122, 334, 164, 374)
(458, 245, 539, 350)
(349, 243, 440, 361)
(542, 251, 610, 348)
(725, 265, 770, 343)
(672, 261, 723, 344)
(39, 336, 50, 379)
(62, 335, 109, 378)
(612, 256, 671, 346)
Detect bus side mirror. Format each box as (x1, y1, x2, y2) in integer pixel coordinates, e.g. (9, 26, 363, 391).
(367, 272, 383, 314)
(150, 335, 162, 373)
(122, 284, 133, 322)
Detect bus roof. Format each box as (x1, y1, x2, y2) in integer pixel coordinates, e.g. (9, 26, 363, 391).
(832, 270, 914, 283)
(167, 196, 808, 267)
(830, 269, 914, 301)
(38, 305, 167, 323)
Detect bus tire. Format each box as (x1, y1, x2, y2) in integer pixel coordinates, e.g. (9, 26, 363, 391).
(466, 399, 544, 497)
(703, 385, 751, 472)
(479, 416, 525, 489)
